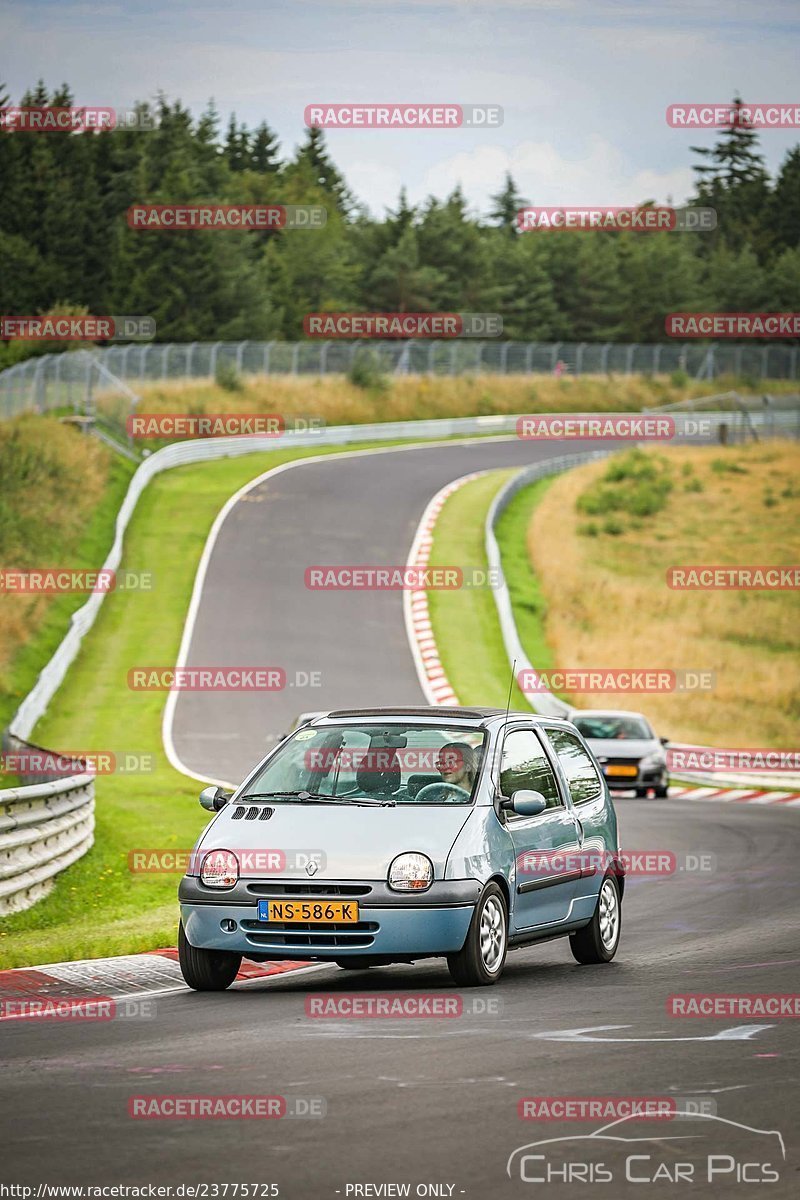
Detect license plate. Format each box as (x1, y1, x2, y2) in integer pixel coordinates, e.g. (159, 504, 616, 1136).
(605, 765, 638, 778)
(258, 899, 359, 924)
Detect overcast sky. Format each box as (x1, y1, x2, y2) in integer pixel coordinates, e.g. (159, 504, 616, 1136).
(3, 0, 799, 217)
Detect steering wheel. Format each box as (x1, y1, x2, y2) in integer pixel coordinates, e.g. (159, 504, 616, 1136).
(414, 782, 470, 804)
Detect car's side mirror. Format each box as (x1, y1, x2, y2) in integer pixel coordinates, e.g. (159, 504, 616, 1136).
(509, 789, 547, 817)
(659, 736, 669, 746)
(199, 785, 231, 812)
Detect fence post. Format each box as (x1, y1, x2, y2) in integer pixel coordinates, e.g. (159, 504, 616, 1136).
(320, 341, 329, 373)
(575, 342, 585, 374)
(236, 341, 247, 373)
(263, 342, 273, 374)
(625, 344, 635, 374)
(186, 342, 197, 377)
(291, 343, 299, 375)
(761, 346, 769, 379)
(209, 342, 222, 378)
(550, 342, 560, 371)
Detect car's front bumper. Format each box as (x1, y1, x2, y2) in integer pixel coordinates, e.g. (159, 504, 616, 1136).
(179, 876, 480, 960)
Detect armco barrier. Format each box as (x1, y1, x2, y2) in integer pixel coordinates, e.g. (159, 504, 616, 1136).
(485, 450, 612, 721)
(0, 758, 95, 917)
(485, 460, 800, 791)
(0, 732, 96, 916)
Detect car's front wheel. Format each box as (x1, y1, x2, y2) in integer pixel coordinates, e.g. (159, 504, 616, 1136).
(447, 882, 508, 987)
(178, 920, 242, 991)
(569, 874, 621, 964)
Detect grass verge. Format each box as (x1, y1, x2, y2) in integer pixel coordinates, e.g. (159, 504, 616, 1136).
(0, 437, 470, 968)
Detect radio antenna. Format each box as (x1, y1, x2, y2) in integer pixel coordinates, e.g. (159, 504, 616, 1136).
(492, 658, 517, 796)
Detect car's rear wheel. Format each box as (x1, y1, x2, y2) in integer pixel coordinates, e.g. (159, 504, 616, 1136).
(178, 920, 242, 991)
(654, 784, 669, 798)
(447, 882, 508, 987)
(569, 874, 621, 964)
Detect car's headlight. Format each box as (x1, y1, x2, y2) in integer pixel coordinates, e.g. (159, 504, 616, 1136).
(200, 849, 239, 889)
(640, 753, 665, 770)
(388, 852, 433, 892)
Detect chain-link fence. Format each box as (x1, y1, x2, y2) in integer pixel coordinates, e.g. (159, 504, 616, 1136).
(2, 338, 799, 421)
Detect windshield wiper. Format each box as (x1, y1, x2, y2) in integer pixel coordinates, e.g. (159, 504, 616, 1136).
(238, 790, 395, 807)
(237, 790, 339, 804)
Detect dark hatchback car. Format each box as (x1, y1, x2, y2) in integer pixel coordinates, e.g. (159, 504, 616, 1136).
(571, 710, 669, 797)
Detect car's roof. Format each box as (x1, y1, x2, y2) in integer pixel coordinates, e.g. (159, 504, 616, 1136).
(314, 706, 572, 728)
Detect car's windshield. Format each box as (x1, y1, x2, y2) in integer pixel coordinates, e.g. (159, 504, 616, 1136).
(242, 723, 487, 805)
(573, 716, 652, 740)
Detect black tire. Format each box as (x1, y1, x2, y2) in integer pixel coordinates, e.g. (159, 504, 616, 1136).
(335, 957, 374, 970)
(447, 882, 508, 987)
(654, 784, 669, 798)
(178, 920, 242, 991)
(569, 874, 621, 964)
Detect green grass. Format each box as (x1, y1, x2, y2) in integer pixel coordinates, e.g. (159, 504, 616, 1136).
(493, 476, 557, 675)
(0, 454, 136, 737)
(427, 471, 530, 710)
(0, 437, 474, 968)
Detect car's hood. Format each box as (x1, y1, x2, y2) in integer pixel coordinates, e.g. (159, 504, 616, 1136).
(197, 802, 474, 880)
(587, 738, 661, 759)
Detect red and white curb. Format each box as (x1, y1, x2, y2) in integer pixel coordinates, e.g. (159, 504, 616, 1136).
(404, 470, 487, 707)
(668, 785, 800, 807)
(0, 949, 324, 1016)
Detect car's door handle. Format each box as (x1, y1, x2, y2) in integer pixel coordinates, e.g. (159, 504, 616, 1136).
(573, 817, 584, 846)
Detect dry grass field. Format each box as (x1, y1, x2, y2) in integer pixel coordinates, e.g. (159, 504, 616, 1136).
(117, 372, 779, 431)
(527, 440, 800, 746)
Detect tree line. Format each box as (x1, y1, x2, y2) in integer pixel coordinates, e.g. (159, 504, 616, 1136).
(1, 83, 799, 367)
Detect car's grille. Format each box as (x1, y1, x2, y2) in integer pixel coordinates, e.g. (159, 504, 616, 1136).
(231, 806, 274, 821)
(245, 882, 372, 897)
(241, 918, 378, 949)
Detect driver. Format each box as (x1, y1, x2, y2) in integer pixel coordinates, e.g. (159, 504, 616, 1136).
(435, 742, 477, 792)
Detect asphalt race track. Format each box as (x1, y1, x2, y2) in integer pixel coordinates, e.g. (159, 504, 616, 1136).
(3, 438, 799, 1196)
(170, 437, 601, 784)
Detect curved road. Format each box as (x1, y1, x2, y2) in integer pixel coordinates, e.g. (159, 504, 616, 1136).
(3, 437, 798, 1196)
(171, 437, 599, 784)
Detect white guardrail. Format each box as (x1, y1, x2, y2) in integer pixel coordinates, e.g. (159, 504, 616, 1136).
(486, 459, 800, 790)
(0, 765, 95, 916)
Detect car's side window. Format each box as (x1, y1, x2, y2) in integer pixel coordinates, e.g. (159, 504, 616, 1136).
(546, 728, 603, 805)
(499, 729, 562, 809)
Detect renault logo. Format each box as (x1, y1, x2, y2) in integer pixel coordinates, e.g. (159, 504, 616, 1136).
(306, 860, 319, 877)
